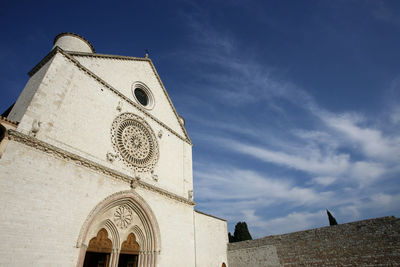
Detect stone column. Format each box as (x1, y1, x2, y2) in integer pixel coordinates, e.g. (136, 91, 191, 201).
(145, 251, 149, 267)
(154, 251, 158, 267)
(109, 249, 120, 267)
(76, 244, 88, 267)
(138, 251, 143, 267)
(149, 251, 154, 266)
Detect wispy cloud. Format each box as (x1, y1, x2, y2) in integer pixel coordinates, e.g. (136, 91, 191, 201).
(318, 111, 400, 161)
(223, 139, 350, 176)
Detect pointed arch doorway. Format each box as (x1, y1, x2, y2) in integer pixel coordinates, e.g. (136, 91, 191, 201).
(76, 191, 161, 267)
(118, 233, 140, 267)
(83, 228, 112, 267)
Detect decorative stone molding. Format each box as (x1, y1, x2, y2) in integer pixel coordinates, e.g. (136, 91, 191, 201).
(151, 173, 158, 182)
(130, 177, 140, 189)
(114, 205, 133, 229)
(106, 152, 117, 162)
(7, 129, 195, 206)
(0, 116, 18, 126)
(116, 101, 123, 112)
(29, 119, 41, 137)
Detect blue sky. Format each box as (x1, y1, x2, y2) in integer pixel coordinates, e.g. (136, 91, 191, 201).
(1, 0, 400, 238)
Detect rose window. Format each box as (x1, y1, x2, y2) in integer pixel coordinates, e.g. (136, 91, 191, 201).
(111, 113, 159, 172)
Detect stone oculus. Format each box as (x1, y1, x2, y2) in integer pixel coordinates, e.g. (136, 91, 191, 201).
(0, 33, 228, 267)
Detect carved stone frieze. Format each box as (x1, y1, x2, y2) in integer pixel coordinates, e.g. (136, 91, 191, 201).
(7, 129, 195, 206)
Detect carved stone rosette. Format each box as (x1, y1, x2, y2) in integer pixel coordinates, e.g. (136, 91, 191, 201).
(111, 113, 159, 172)
(114, 205, 133, 229)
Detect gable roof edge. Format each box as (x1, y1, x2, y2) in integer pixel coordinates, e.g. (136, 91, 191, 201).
(146, 58, 192, 144)
(28, 47, 60, 77)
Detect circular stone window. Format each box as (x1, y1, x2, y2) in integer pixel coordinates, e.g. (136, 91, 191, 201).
(132, 82, 154, 109)
(134, 88, 148, 106)
(111, 113, 159, 172)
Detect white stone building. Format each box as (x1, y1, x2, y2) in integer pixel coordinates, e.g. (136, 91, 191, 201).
(0, 33, 228, 267)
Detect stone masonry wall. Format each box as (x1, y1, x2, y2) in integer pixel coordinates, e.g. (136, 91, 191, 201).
(228, 216, 400, 267)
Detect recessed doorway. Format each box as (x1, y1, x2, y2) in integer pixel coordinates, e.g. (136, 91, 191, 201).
(118, 233, 140, 267)
(83, 252, 110, 267)
(118, 254, 138, 267)
(83, 228, 112, 267)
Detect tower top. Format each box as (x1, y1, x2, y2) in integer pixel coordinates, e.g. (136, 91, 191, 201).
(53, 32, 95, 53)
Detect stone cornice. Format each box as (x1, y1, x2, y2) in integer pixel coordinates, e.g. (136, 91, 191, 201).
(67, 51, 192, 144)
(68, 51, 148, 62)
(0, 116, 18, 126)
(7, 129, 195, 206)
(195, 210, 227, 222)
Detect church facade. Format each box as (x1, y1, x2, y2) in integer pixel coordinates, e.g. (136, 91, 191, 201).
(0, 33, 228, 267)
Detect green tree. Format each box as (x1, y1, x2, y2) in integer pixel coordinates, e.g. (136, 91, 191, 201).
(230, 221, 252, 242)
(228, 232, 234, 243)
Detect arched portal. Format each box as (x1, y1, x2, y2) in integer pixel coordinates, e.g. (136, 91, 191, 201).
(118, 233, 140, 267)
(76, 190, 161, 267)
(83, 228, 112, 267)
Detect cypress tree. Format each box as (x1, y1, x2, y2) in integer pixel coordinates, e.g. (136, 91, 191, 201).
(233, 221, 252, 242)
(228, 232, 234, 243)
(327, 209, 338, 226)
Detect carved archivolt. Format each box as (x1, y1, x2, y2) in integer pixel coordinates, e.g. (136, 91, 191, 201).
(76, 191, 161, 267)
(111, 113, 159, 172)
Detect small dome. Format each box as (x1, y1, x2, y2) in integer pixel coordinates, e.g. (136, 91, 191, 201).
(53, 32, 95, 53)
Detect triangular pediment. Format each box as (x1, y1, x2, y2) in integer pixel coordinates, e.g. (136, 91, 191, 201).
(67, 52, 190, 143)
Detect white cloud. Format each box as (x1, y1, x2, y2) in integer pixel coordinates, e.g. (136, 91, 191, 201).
(220, 139, 350, 176)
(319, 112, 400, 161)
(248, 210, 327, 236)
(312, 176, 337, 186)
(195, 166, 328, 205)
(338, 205, 361, 221)
(350, 161, 386, 186)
